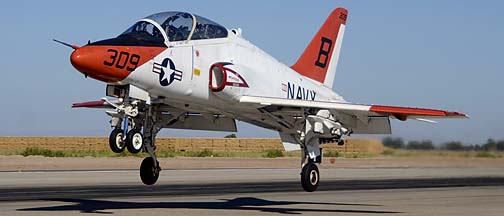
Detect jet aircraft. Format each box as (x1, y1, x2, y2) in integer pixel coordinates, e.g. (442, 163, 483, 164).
(58, 8, 467, 192)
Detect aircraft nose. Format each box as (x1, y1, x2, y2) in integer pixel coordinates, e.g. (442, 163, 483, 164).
(70, 48, 88, 75)
(70, 46, 129, 83)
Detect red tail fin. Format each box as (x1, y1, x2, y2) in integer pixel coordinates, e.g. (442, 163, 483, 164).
(291, 8, 348, 88)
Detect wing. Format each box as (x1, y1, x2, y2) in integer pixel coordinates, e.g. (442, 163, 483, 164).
(72, 100, 114, 109)
(71, 98, 122, 109)
(239, 95, 467, 134)
(71, 99, 237, 132)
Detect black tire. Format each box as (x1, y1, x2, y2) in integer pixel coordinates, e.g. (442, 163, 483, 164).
(140, 157, 159, 185)
(301, 162, 319, 192)
(126, 128, 144, 154)
(108, 128, 125, 153)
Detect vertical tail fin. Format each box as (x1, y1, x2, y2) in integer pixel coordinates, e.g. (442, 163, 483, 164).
(291, 8, 348, 88)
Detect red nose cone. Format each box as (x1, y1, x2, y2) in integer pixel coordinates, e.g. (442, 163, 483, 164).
(70, 46, 129, 83)
(70, 48, 86, 73)
(70, 45, 166, 83)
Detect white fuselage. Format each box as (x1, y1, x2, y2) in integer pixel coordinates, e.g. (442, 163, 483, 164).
(125, 32, 345, 122)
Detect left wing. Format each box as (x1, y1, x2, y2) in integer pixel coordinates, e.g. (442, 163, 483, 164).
(240, 96, 467, 119)
(239, 95, 467, 134)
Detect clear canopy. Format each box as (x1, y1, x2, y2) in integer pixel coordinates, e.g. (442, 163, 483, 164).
(191, 14, 228, 40)
(122, 11, 228, 43)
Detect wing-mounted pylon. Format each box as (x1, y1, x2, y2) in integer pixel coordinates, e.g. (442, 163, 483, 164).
(240, 95, 467, 159)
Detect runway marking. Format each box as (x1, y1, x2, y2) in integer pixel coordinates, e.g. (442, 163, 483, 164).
(0, 169, 137, 174)
(1, 177, 504, 202)
(0, 168, 300, 174)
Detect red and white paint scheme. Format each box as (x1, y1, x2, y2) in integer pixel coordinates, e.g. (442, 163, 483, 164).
(60, 8, 467, 192)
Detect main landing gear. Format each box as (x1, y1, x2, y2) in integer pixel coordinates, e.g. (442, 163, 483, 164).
(295, 109, 352, 192)
(140, 156, 160, 185)
(299, 148, 322, 192)
(301, 162, 319, 192)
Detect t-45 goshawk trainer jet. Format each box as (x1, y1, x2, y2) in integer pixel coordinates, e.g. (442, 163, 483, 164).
(57, 8, 467, 192)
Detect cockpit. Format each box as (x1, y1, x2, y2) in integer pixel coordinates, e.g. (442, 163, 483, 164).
(119, 12, 228, 46)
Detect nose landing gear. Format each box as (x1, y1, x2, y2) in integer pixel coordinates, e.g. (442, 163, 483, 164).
(108, 126, 145, 154)
(126, 128, 144, 154)
(108, 128, 125, 153)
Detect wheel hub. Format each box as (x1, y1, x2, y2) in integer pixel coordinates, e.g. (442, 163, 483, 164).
(309, 170, 318, 185)
(132, 134, 143, 149)
(115, 134, 124, 148)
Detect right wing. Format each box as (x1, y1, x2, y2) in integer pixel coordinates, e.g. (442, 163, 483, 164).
(72, 99, 237, 132)
(72, 100, 114, 109)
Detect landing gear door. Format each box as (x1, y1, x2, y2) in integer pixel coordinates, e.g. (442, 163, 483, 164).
(106, 84, 128, 98)
(106, 84, 151, 104)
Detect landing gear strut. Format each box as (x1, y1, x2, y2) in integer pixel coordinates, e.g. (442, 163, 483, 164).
(137, 104, 168, 186)
(296, 109, 351, 192)
(106, 96, 145, 154)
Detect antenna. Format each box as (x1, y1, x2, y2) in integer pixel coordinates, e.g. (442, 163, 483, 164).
(53, 39, 80, 50)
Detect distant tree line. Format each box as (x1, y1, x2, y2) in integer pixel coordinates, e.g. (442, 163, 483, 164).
(224, 133, 237, 138)
(382, 137, 504, 151)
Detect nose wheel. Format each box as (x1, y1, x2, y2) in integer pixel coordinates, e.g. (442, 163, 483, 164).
(108, 128, 125, 153)
(126, 128, 144, 153)
(140, 157, 160, 185)
(108, 128, 144, 154)
(301, 162, 319, 192)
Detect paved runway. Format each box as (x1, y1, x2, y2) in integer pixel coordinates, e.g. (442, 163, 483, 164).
(1, 167, 504, 215)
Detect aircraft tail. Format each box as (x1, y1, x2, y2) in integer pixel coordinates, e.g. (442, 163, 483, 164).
(291, 8, 348, 88)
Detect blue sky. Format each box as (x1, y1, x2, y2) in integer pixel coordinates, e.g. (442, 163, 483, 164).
(0, 1, 502, 144)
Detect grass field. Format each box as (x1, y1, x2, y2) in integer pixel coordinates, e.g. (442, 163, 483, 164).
(382, 149, 504, 158)
(0, 137, 385, 158)
(1, 147, 294, 158)
(2, 146, 502, 159)
(1, 137, 501, 159)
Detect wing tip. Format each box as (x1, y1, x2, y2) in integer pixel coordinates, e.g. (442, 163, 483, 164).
(71, 101, 107, 108)
(370, 105, 468, 118)
(446, 111, 469, 118)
